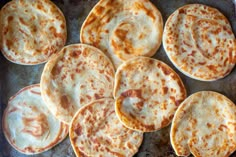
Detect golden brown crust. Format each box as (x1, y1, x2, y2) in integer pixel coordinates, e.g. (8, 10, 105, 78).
(114, 57, 186, 132)
(2, 84, 68, 155)
(163, 4, 235, 81)
(69, 98, 143, 157)
(170, 91, 236, 157)
(80, 0, 163, 68)
(0, 0, 67, 65)
(40, 44, 115, 124)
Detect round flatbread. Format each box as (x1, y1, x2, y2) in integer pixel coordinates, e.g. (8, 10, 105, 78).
(114, 57, 186, 132)
(163, 4, 235, 81)
(170, 91, 236, 157)
(0, 0, 67, 65)
(2, 84, 68, 155)
(80, 0, 163, 68)
(40, 44, 115, 124)
(69, 98, 143, 157)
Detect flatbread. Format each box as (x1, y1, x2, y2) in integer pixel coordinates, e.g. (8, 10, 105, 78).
(170, 91, 236, 157)
(114, 57, 186, 132)
(0, 0, 67, 65)
(69, 98, 143, 157)
(2, 84, 68, 155)
(163, 4, 236, 81)
(40, 44, 115, 124)
(80, 0, 163, 68)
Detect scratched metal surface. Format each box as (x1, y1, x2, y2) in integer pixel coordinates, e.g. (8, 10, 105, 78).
(0, 0, 235, 157)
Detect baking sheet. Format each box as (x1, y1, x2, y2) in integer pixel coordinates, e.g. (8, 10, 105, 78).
(0, 0, 235, 157)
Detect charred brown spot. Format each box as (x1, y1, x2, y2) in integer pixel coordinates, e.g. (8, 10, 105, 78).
(49, 26, 63, 38)
(70, 74, 75, 80)
(218, 124, 228, 131)
(161, 117, 169, 127)
(149, 59, 154, 64)
(94, 93, 102, 99)
(134, 2, 155, 20)
(78, 150, 89, 157)
(86, 95, 92, 100)
(129, 113, 136, 119)
(7, 16, 13, 22)
(37, 4, 42, 10)
(21, 114, 49, 137)
(135, 101, 144, 111)
(19, 17, 27, 25)
(30, 90, 41, 95)
(6, 40, 13, 48)
(127, 142, 133, 149)
(3, 27, 8, 35)
(162, 87, 168, 95)
(96, 6, 105, 14)
(60, 95, 69, 109)
(51, 65, 62, 76)
(60, 24, 65, 29)
(191, 118, 197, 126)
(74, 124, 83, 136)
(85, 13, 97, 26)
(115, 28, 128, 41)
(19, 28, 29, 36)
(142, 124, 155, 130)
(24, 146, 35, 153)
(174, 99, 183, 106)
(70, 50, 81, 58)
(199, 62, 206, 65)
(104, 147, 123, 157)
(161, 66, 171, 75)
(207, 123, 212, 128)
(207, 65, 218, 73)
(121, 89, 142, 98)
(179, 8, 186, 14)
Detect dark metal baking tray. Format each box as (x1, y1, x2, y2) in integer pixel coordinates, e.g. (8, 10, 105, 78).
(0, 0, 235, 156)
